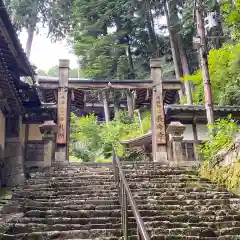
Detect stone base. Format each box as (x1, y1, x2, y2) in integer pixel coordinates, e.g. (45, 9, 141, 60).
(154, 144, 168, 163)
(2, 138, 25, 187)
(55, 145, 69, 164)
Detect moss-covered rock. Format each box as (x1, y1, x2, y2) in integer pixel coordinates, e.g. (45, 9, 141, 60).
(200, 160, 240, 194)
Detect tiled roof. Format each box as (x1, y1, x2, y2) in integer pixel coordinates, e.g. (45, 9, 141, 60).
(0, 0, 35, 77)
(165, 105, 240, 113)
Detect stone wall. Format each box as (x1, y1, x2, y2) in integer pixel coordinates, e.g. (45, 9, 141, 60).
(25, 140, 44, 168)
(2, 138, 25, 187)
(200, 139, 240, 193)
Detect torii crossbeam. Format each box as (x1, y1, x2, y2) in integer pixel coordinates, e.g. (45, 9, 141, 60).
(37, 59, 182, 163)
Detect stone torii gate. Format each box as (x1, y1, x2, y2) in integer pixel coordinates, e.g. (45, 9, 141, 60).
(38, 59, 181, 163)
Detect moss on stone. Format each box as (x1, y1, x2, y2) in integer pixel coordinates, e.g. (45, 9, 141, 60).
(200, 160, 240, 192)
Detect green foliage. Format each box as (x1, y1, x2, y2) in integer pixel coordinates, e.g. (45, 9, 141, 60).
(201, 160, 240, 192)
(70, 0, 172, 81)
(37, 65, 81, 78)
(221, 0, 240, 40)
(184, 43, 240, 105)
(198, 115, 240, 163)
(4, 0, 73, 41)
(70, 110, 151, 162)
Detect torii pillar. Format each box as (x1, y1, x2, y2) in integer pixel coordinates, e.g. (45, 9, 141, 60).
(151, 59, 168, 162)
(55, 59, 70, 164)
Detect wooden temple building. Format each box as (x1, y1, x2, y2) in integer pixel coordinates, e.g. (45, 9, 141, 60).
(1, 0, 240, 187)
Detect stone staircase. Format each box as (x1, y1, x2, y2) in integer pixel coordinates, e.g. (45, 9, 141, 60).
(0, 162, 240, 239)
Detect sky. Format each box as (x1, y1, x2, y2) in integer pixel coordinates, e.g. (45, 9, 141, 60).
(19, 28, 78, 71)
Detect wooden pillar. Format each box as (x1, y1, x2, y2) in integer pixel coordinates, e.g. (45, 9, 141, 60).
(102, 91, 110, 123)
(55, 59, 70, 164)
(151, 59, 168, 162)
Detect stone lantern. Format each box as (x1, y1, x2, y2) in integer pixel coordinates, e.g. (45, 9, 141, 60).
(39, 120, 57, 166)
(167, 121, 186, 163)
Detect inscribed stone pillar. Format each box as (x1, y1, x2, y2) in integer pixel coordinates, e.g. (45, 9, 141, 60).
(39, 121, 57, 167)
(150, 59, 168, 162)
(2, 116, 25, 186)
(167, 121, 186, 163)
(55, 59, 70, 164)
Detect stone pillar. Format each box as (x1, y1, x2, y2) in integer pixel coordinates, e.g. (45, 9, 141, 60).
(167, 121, 186, 163)
(150, 59, 168, 162)
(55, 59, 70, 164)
(39, 121, 57, 167)
(126, 90, 134, 118)
(102, 91, 110, 123)
(2, 116, 25, 187)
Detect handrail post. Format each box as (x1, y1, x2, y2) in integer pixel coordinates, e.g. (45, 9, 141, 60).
(123, 187, 128, 240)
(112, 146, 150, 240)
(113, 151, 118, 183)
(137, 227, 143, 240)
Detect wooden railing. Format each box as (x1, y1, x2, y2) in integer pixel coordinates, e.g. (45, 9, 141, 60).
(112, 148, 150, 240)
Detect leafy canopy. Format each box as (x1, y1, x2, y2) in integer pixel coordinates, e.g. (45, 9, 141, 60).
(70, 111, 151, 162)
(184, 43, 240, 105)
(199, 115, 240, 163)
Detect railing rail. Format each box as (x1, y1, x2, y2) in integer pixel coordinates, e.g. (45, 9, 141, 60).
(112, 148, 150, 240)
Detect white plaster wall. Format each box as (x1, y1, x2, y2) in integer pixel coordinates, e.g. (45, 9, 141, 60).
(182, 124, 209, 141)
(197, 124, 210, 140)
(183, 124, 194, 141)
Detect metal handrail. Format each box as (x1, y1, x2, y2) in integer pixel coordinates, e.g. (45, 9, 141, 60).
(112, 148, 150, 240)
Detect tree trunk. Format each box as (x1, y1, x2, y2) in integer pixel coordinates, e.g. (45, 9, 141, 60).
(164, 1, 184, 101)
(25, 2, 38, 59)
(177, 38, 193, 104)
(146, 1, 158, 57)
(25, 26, 35, 59)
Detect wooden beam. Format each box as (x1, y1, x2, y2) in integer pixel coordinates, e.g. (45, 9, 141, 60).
(38, 81, 181, 91)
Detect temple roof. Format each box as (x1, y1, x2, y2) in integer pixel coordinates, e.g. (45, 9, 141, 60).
(165, 105, 240, 124)
(0, 0, 40, 115)
(0, 0, 35, 77)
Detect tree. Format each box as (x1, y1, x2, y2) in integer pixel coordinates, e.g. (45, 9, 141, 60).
(184, 43, 240, 105)
(4, 0, 74, 58)
(37, 65, 81, 77)
(221, 0, 240, 40)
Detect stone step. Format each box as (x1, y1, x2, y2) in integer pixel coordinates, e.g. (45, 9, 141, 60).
(13, 190, 236, 202)
(10, 217, 122, 225)
(0, 229, 123, 239)
(15, 185, 228, 195)
(11, 215, 240, 226)
(21, 202, 239, 213)
(23, 209, 240, 219)
(4, 222, 130, 234)
(13, 195, 240, 207)
(5, 222, 240, 236)
(30, 171, 199, 179)
(24, 179, 212, 188)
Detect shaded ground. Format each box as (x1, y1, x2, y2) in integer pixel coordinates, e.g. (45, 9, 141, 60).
(0, 188, 12, 212)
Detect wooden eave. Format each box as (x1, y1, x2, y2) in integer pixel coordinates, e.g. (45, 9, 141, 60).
(23, 103, 57, 123)
(165, 104, 240, 124)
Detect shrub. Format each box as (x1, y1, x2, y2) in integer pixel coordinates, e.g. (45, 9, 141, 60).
(198, 115, 240, 163)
